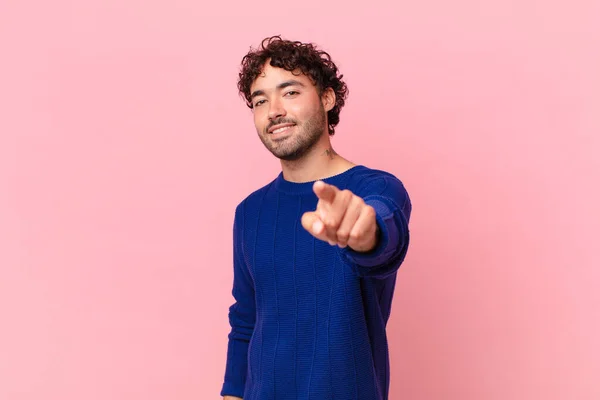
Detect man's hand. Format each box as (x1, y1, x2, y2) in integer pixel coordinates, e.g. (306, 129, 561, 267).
(301, 180, 379, 252)
(223, 396, 242, 400)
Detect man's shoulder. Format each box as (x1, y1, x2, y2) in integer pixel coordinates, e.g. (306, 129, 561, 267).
(346, 164, 406, 188)
(350, 164, 400, 179)
(233, 175, 279, 212)
(346, 165, 410, 208)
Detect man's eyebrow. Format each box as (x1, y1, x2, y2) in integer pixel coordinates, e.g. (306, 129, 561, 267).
(250, 89, 264, 99)
(250, 80, 306, 99)
(277, 80, 305, 90)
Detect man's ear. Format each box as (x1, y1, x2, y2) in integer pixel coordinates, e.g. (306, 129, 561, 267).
(322, 87, 336, 112)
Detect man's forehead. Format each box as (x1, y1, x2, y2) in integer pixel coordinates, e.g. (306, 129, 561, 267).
(251, 65, 310, 91)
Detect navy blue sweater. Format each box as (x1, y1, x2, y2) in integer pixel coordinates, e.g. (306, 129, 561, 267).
(221, 165, 411, 399)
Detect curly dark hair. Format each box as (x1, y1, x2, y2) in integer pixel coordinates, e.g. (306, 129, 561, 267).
(237, 35, 349, 135)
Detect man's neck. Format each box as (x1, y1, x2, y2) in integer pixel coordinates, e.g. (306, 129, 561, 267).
(280, 140, 355, 183)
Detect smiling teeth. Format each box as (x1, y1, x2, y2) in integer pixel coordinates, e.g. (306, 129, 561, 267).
(273, 126, 292, 134)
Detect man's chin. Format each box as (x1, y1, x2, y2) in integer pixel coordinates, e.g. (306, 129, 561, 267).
(269, 147, 303, 161)
(272, 151, 300, 161)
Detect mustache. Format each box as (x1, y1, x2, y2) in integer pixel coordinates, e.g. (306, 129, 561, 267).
(266, 118, 297, 132)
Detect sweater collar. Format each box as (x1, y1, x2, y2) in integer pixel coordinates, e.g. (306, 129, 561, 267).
(273, 165, 365, 194)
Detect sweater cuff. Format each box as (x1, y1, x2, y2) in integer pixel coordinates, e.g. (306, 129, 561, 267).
(220, 381, 244, 398)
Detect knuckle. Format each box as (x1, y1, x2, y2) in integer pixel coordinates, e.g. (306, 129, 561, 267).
(341, 189, 353, 202)
(337, 229, 350, 241)
(353, 195, 365, 207)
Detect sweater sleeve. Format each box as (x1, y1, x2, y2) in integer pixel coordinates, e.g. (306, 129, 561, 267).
(221, 202, 255, 397)
(338, 175, 411, 279)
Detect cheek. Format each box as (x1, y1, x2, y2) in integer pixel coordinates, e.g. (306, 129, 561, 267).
(252, 112, 264, 130)
(290, 101, 316, 121)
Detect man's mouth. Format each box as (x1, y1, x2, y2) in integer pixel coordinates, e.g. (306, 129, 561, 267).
(268, 123, 295, 134)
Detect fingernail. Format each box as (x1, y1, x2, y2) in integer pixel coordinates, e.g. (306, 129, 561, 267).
(313, 220, 323, 233)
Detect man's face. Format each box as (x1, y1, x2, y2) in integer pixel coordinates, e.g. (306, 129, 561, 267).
(249, 63, 329, 161)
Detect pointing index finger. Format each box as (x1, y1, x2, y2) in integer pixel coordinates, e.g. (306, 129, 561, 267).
(313, 180, 338, 203)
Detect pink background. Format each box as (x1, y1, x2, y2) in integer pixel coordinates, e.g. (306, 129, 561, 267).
(1, 1, 599, 399)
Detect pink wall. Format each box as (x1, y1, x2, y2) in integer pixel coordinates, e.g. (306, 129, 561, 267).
(1, 1, 598, 399)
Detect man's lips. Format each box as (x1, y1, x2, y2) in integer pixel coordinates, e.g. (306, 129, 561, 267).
(268, 123, 295, 134)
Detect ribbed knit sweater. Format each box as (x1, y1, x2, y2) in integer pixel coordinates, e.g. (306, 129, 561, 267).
(221, 165, 411, 400)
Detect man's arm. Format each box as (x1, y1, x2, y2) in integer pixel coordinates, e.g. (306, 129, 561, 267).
(339, 175, 411, 278)
(302, 175, 411, 278)
(220, 202, 255, 398)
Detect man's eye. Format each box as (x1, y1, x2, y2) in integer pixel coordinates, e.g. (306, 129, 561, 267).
(255, 100, 265, 106)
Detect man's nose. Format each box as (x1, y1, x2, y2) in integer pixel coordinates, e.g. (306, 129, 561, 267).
(268, 98, 286, 121)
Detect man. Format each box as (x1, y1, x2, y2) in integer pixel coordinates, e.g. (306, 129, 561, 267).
(221, 36, 411, 400)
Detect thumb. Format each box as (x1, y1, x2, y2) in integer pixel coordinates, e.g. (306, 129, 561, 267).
(301, 211, 325, 237)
